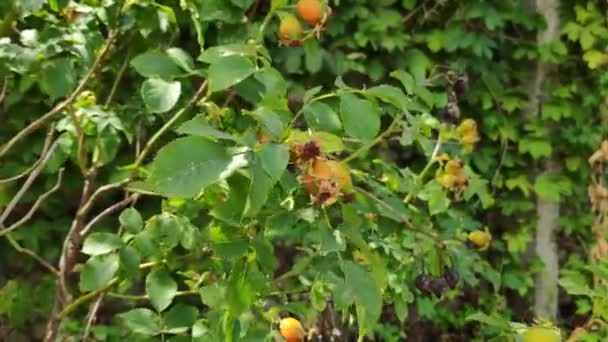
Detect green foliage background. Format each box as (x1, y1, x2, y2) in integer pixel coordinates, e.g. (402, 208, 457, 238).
(1, 0, 608, 341)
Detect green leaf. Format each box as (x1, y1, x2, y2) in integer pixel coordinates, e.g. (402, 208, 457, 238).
(147, 213, 183, 251)
(82, 233, 123, 256)
(248, 107, 285, 139)
(80, 253, 119, 291)
(426, 29, 445, 52)
(303, 86, 323, 103)
(199, 44, 257, 64)
(258, 143, 289, 181)
(208, 56, 256, 93)
(118, 308, 162, 336)
(304, 40, 322, 73)
(164, 304, 199, 334)
(244, 158, 275, 217)
(141, 78, 182, 114)
(119, 208, 144, 234)
(39, 58, 76, 100)
(465, 312, 512, 331)
(146, 268, 178, 312)
(210, 227, 249, 259)
(200, 283, 226, 309)
(253, 237, 276, 274)
(166, 47, 195, 72)
(366, 85, 409, 111)
(317, 227, 346, 255)
(131, 51, 182, 79)
(210, 175, 248, 226)
(420, 182, 450, 215)
(119, 246, 141, 279)
(340, 94, 381, 141)
(226, 262, 254, 316)
(311, 281, 327, 311)
(148, 137, 232, 198)
(303, 102, 342, 133)
(177, 115, 237, 141)
(390, 70, 415, 95)
(518, 139, 552, 159)
(343, 261, 382, 337)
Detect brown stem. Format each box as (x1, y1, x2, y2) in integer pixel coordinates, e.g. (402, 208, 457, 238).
(44, 167, 98, 342)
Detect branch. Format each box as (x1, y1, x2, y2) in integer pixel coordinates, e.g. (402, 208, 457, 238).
(0, 31, 117, 160)
(57, 278, 118, 319)
(0, 126, 55, 184)
(78, 179, 130, 217)
(79, 194, 138, 237)
(0, 140, 59, 227)
(4, 233, 60, 276)
(134, 80, 209, 168)
(342, 112, 404, 164)
(404, 136, 442, 203)
(353, 185, 444, 246)
(0, 168, 65, 237)
(104, 48, 131, 106)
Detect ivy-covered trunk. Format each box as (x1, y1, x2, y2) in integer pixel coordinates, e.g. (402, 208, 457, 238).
(529, 0, 561, 320)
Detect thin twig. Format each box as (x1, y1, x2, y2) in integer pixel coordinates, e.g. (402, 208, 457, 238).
(0, 31, 117, 160)
(404, 136, 442, 203)
(134, 80, 208, 167)
(0, 76, 7, 104)
(82, 294, 104, 341)
(80, 194, 138, 237)
(342, 112, 404, 164)
(78, 179, 130, 217)
(4, 233, 60, 276)
(0, 127, 55, 184)
(0, 141, 59, 227)
(0, 168, 64, 237)
(104, 49, 131, 106)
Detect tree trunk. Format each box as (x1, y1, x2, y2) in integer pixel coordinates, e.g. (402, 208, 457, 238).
(529, 0, 561, 320)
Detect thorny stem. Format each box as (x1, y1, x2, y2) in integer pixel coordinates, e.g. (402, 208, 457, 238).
(0, 31, 117, 160)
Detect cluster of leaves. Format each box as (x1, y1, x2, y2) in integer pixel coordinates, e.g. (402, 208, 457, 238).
(1, 0, 608, 341)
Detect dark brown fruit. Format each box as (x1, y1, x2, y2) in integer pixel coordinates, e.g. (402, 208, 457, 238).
(430, 277, 448, 296)
(443, 267, 459, 289)
(415, 273, 432, 294)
